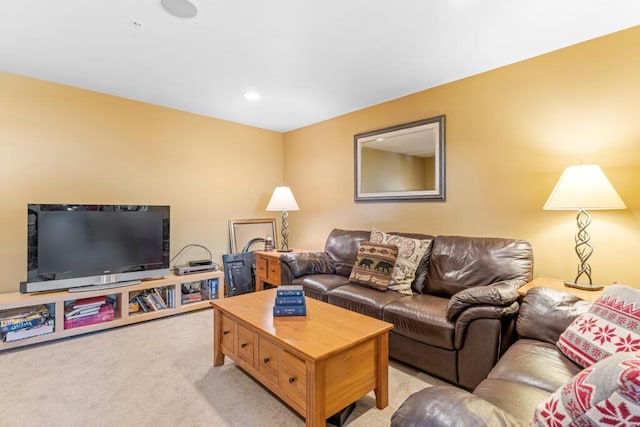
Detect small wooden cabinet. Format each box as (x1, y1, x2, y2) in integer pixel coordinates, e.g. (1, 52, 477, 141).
(254, 249, 313, 290)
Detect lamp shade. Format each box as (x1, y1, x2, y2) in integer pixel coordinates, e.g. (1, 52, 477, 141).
(266, 186, 299, 211)
(543, 165, 626, 211)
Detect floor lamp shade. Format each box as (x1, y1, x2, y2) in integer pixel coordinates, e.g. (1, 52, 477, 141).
(266, 187, 299, 252)
(543, 165, 626, 289)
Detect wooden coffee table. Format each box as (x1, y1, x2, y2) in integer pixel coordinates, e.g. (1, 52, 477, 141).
(211, 289, 393, 427)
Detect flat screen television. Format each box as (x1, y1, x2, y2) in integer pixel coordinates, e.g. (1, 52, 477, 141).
(22, 204, 170, 293)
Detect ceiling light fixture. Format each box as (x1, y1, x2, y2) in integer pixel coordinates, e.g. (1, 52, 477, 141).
(244, 91, 261, 101)
(159, 0, 198, 19)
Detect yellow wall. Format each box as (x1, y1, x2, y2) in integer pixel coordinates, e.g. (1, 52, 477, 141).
(284, 26, 640, 287)
(0, 72, 283, 293)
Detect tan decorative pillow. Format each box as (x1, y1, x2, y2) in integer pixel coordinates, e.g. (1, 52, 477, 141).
(349, 241, 398, 291)
(370, 228, 432, 295)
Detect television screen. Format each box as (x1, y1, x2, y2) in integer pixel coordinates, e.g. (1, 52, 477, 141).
(23, 204, 170, 293)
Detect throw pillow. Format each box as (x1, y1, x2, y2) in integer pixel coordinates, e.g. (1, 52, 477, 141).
(349, 241, 398, 291)
(370, 227, 432, 295)
(557, 284, 640, 368)
(531, 351, 640, 426)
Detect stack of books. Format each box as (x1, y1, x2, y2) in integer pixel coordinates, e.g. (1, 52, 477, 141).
(64, 296, 115, 329)
(130, 288, 169, 313)
(273, 285, 306, 317)
(0, 305, 53, 342)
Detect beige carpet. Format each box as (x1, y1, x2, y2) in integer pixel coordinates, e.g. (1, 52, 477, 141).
(0, 309, 445, 427)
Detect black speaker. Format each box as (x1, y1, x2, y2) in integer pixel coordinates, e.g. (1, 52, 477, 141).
(222, 252, 255, 297)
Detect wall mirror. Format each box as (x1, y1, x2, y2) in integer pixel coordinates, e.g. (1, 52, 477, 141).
(228, 218, 277, 253)
(354, 115, 445, 202)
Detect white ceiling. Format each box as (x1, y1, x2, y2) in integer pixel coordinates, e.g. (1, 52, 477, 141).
(1, 1, 639, 132)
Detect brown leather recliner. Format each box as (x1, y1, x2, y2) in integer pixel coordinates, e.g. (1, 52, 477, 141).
(391, 287, 591, 426)
(279, 229, 534, 389)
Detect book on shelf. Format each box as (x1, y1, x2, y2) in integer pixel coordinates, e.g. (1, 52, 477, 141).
(275, 296, 305, 306)
(181, 293, 202, 304)
(3, 318, 54, 342)
(64, 304, 115, 329)
(0, 305, 49, 332)
(200, 278, 219, 300)
(136, 295, 149, 313)
(65, 305, 101, 319)
(276, 285, 304, 297)
(72, 296, 107, 309)
(273, 304, 307, 317)
(152, 288, 168, 309)
(0, 314, 49, 333)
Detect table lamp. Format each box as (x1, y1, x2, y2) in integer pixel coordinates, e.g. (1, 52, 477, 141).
(543, 164, 626, 290)
(266, 186, 300, 252)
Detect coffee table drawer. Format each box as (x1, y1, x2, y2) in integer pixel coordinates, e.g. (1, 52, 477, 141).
(258, 337, 280, 385)
(281, 351, 307, 410)
(220, 314, 236, 356)
(238, 324, 256, 367)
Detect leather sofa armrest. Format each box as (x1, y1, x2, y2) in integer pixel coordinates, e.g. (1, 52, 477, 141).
(279, 252, 336, 279)
(446, 280, 521, 321)
(391, 386, 522, 427)
(516, 287, 592, 344)
(453, 302, 519, 348)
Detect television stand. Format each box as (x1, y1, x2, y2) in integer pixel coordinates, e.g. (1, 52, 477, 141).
(0, 271, 224, 351)
(68, 280, 141, 293)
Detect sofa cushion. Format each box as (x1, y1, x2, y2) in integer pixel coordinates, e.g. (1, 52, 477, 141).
(557, 284, 640, 368)
(348, 241, 398, 291)
(425, 236, 533, 298)
(324, 229, 371, 277)
(280, 252, 335, 278)
(328, 284, 406, 319)
(474, 378, 552, 425)
(531, 351, 640, 426)
(383, 294, 455, 349)
(293, 274, 349, 302)
(370, 228, 432, 296)
(517, 287, 592, 344)
(488, 339, 583, 393)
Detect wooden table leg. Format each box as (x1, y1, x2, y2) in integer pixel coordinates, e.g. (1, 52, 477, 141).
(213, 308, 225, 366)
(374, 332, 389, 409)
(306, 359, 326, 427)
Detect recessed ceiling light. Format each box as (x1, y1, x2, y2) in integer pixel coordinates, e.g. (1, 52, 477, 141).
(159, 0, 198, 19)
(244, 91, 261, 101)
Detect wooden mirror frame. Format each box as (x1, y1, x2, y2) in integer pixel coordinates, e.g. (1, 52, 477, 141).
(354, 115, 446, 202)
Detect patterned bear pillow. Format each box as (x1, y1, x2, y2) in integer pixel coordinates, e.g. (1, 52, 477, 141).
(349, 241, 398, 291)
(370, 228, 432, 295)
(531, 351, 640, 426)
(557, 284, 640, 369)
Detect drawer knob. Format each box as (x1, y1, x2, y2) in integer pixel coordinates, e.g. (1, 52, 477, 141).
(288, 377, 295, 384)
(223, 330, 230, 336)
(263, 357, 270, 364)
(241, 343, 248, 348)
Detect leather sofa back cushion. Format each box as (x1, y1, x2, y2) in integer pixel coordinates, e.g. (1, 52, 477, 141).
(425, 236, 533, 297)
(324, 229, 371, 277)
(517, 287, 591, 344)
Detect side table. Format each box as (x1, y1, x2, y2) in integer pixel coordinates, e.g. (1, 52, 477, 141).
(254, 249, 312, 291)
(518, 277, 605, 302)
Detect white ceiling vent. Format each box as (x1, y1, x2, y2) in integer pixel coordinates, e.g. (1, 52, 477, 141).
(159, 0, 198, 19)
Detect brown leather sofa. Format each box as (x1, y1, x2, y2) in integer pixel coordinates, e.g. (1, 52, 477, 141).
(391, 287, 592, 426)
(278, 229, 533, 389)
